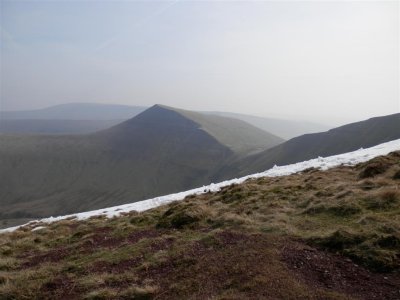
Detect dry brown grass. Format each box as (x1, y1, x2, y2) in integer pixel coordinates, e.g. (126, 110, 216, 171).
(0, 151, 399, 299)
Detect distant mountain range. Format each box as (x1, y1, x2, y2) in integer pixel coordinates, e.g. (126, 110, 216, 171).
(0, 103, 330, 139)
(0, 119, 125, 135)
(0, 103, 145, 135)
(0, 103, 147, 120)
(0, 105, 282, 226)
(0, 104, 398, 227)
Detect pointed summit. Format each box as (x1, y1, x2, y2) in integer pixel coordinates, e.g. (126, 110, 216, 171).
(101, 104, 283, 156)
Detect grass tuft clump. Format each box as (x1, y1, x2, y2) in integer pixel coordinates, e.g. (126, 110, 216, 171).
(83, 288, 117, 299)
(156, 202, 212, 229)
(392, 169, 400, 180)
(311, 229, 368, 251)
(119, 285, 158, 299)
(303, 201, 362, 217)
(375, 234, 400, 250)
(362, 189, 400, 211)
(0, 257, 18, 271)
(345, 247, 399, 272)
(358, 161, 390, 179)
(311, 230, 400, 272)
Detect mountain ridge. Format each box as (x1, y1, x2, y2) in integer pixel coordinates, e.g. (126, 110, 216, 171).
(227, 112, 400, 177)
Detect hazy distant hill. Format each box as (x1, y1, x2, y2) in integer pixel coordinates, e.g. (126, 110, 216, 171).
(0, 103, 147, 120)
(0, 119, 124, 135)
(1, 103, 330, 138)
(0, 105, 282, 225)
(229, 113, 400, 177)
(207, 111, 331, 139)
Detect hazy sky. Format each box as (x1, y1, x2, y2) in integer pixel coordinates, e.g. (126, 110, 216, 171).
(0, 0, 399, 125)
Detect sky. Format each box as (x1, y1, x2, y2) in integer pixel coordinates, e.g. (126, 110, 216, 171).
(0, 0, 399, 125)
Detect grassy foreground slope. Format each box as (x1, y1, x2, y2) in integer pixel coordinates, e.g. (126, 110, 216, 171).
(1, 151, 399, 299)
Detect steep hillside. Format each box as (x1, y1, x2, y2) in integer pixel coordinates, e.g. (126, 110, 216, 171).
(1, 150, 399, 299)
(208, 111, 331, 139)
(0, 105, 281, 227)
(152, 105, 284, 155)
(232, 113, 400, 176)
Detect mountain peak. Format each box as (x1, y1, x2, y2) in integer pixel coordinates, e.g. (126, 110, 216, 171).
(104, 104, 283, 156)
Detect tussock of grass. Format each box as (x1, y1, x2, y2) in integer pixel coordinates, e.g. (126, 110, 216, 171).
(358, 162, 390, 179)
(156, 202, 213, 229)
(362, 189, 400, 211)
(0, 257, 18, 271)
(83, 288, 117, 299)
(311, 229, 369, 251)
(120, 285, 158, 299)
(302, 202, 362, 217)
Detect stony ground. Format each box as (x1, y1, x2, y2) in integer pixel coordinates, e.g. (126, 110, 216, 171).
(0, 152, 399, 299)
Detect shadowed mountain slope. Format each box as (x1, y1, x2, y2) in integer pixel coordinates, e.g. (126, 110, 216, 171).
(231, 113, 400, 176)
(0, 105, 281, 226)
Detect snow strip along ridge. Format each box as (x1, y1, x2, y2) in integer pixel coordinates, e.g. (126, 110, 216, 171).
(1, 139, 400, 233)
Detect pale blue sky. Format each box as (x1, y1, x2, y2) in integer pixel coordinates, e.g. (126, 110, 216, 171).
(1, 0, 399, 125)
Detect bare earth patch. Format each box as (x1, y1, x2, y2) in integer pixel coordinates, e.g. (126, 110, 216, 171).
(282, 241, 400, 300)
(21, 246, 73, 268)
(138, 231, 346, 299)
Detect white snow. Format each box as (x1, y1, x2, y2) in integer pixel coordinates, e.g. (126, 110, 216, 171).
(31, 226, 46, 232)
(1, 139, 400, 234)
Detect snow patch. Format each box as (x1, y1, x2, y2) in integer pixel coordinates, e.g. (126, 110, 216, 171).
(31, 226, 46, 232)
(1, 139, 400, 234)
